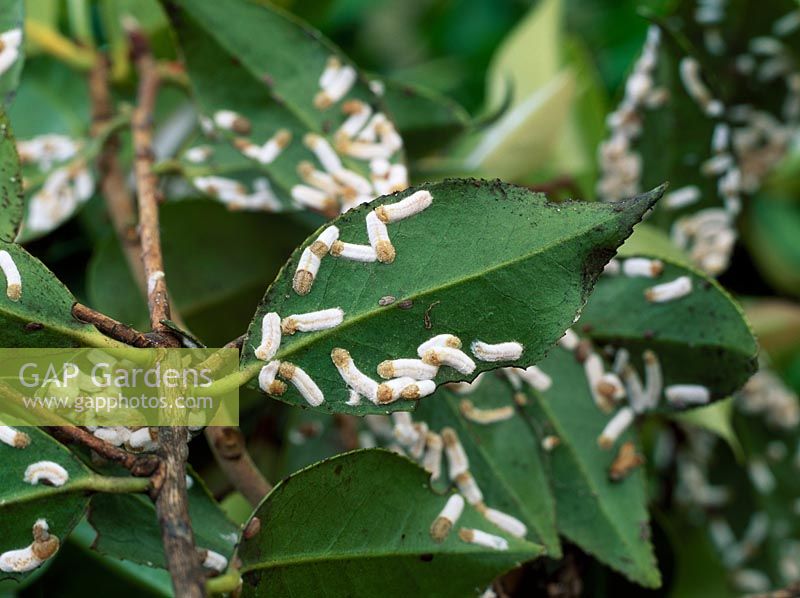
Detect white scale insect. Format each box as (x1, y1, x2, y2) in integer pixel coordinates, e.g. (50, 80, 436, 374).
(518, 366, 552, 391)
(281, 307, 344, 335)
(213, 110, 251, 135)
(665, 384, 711, 406)
(622, 258, 663, 278)
(258, 361, 286, 396)
(239, 129, 291, 165)
(291, 184, 336, 214)
(0, 250, 22, 301)
(331, 348, 379, 402)
(365, 210, 396, 263)
(470, 340, 524, 363)
(598, 406, 635, 449)
(663, 186, 701, 210)
(314, 56, 357, 110)
(374, 190, 433, 224)
(459, 400, 515, 425)
(292, 243, 325, 296)
(417, 334, 475, 375)
(0, 28, 22, 76)
(23, 461, 69, 486)
(455, 471, 483, 505)
(679, 57, 723, 117)
(128, 427, 157, 451)
(430, 494, 464, 542)
(377, 358, 438, 380)
(645, 276, 693, 303)
(255, 312, 281, 361)
(278, 362, 324, 407)
(0, 519, 59, 573)
(304, 133, 343, 174)
(475, 504, 527, 538)
(458, 528, 508, 551)
(423, 431, 443, 480)
(0, 425, 30, 448)
(442, 427, 469, 478)
(201, 549, 228, 573)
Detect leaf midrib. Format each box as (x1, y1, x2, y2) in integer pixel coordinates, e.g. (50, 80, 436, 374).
(532, 392, 656, 579)
(240, 545, 539, 574)
(443, 395, 558, 553)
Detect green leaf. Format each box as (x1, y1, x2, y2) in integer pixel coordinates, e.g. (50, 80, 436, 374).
(414, 374, 560, 556)
(87, 199, 311, 345)
(88, 469, 238, 570)
(379, 78, 470, 159)
(239, 180, 664, 414)
(672, 397, 742, 459)
(485, 0, 563, 111)
(164, 0, 404, 214)
(0, 427, 92, 582)
(464, 71, 576, 181)
(8, 57, 94, 242)
(237, 450, 543, 596)
(519, 348, 660, 588)
(69, 520, 173, 598)
(0, 241, 116, 348)
(0, 109, 24, 241)
(617, 222, 689, 263)
(0, 0, 24, 104)
(744, 193, 800, 298)
(580, 255, 758, 401)
(459, 0, 575, 181)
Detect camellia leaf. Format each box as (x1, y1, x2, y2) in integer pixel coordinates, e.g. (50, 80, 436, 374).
(88, 469, 238, 570)
(464, 71, 576, 181)
(8, 58, 95, 242)
(238, 179, 664, 415)
(164, 0, 406, 215)
(414, 374, 560, 556)
(744, 192, 800, 298)
(519, 347, 661, 588)
(0, 0, 24, 104)
(580, 254, 758, 401)
(485, 0, 563, 111)
(0, 241, 118, 348)
(0, 427, 93, 582)
(0, 109, 23, 241)
(237, 449, 544, 596)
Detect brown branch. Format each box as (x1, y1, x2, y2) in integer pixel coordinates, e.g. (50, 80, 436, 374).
(72, 302, 163, 348)
(205, 426, 272, 506)
(205, 335, 272, 507)
(47, 426, 159, 477)
(132, 45, 172, 335)
(89, 56, 147, 292)
(131, 30, 205, 598)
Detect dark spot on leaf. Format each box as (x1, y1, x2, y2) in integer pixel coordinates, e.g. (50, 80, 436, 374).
(419, 553, 434, 562)
(24, 322, 43, 331)
(334, 464, 343, 475)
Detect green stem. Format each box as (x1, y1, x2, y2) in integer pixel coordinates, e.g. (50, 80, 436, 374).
(204, 362, 260, 397)
(205, 569, 242, 595)
(81, 474, 151, 494)
(25, 20, 97, 70)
